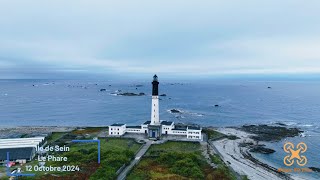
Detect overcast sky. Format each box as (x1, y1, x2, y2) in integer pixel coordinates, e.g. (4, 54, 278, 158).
(0, 0, 320, 79)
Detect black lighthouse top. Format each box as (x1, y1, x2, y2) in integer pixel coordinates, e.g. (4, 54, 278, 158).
(152, 74, 159, 96)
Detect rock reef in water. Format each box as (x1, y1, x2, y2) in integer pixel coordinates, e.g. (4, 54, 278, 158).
(100, 89, 106, 92)
(249, 146, 276, 154)
(239, 125, 303, 142)
(309, 167, 320, 172)
(117, 92, 145, 96)
(170, 109, 181, 113)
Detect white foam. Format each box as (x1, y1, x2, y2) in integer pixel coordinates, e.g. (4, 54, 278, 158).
(300, 124, 313, 127)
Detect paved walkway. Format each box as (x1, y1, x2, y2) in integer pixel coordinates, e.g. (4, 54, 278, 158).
(117, 141, 152, 180)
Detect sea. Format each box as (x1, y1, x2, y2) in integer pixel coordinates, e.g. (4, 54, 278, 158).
(0, 79, 320, 179)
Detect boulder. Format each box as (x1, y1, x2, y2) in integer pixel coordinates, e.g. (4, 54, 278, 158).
(250, 146, 276, 154)
(170, 109, 181, 113)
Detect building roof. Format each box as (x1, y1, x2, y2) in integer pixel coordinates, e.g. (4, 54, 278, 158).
(188, 126, 201, 130)
(110, 123, 125, 127)
(0, 147, 34, 161)
(127, 126, 141, 129)
(143, 121, 151, 125)
(161, 121, 173, 126)
(0, 137, 45, 149)
(172, 127, 187, 131)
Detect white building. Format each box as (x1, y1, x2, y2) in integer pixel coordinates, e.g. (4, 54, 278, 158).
(108, 75, 202, 141)
(108, 121, 202, 141)
(0, 137, 46, 162)
(108, 124, 126, 136)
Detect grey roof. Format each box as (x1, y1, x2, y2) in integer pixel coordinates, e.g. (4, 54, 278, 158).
(143, 121, 151, 125)
(0, 147, 34, 161)
(172, 127, 187, 131)
(161, 121, 173, 126)
(188, 126, 201, 130)
(110, 123, 125, 127)
(127, 126, 141, 129)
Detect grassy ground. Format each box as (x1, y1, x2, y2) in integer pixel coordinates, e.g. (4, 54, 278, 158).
(146, 141, 201, 155)
(209, 154, 237, 180)
(9, 128, 141, 180)
(128, 141, 237, 180)
(203, 128, 225, 140)
(46, 132, 67, 144)
(0, 166, 5, 179)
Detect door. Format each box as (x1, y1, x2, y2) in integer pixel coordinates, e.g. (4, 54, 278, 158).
(152, 131, 156, 138)
(165, 131, 168, 135)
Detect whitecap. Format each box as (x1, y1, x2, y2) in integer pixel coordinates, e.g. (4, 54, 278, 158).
(190, 112, 205, 117)
(300, 124, 313, 127)
(283, 121, 298, 126)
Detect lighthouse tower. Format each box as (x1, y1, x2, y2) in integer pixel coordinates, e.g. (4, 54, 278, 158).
(148, 74, 162, 139)
(151, 74, 160, 125)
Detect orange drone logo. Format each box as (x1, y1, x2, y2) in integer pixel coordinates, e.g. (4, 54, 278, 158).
(283, 142, 307, 166)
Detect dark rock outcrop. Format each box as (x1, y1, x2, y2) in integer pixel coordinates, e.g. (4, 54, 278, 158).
(117, 92, 145, 96)
(250, 146, 276, 154)
(309, 167, 320, 172)
(100, 89, 106, 92)
(170, 109, 181, 113)
(240, 125, 303, 142)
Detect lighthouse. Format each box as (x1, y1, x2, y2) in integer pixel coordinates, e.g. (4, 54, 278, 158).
(151, 74, 160, 125)
(148, 74, 162, 139)
(108, 74, 203, 141)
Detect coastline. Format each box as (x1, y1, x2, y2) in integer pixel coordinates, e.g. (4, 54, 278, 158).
(0, 125, 312, 180)
(211, 127, 307, 180)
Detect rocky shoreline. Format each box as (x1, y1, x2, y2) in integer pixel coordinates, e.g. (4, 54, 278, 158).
(238, 124, 303, 142)
(0, 124, 310, 180)
(211, 125, 307, 180)
(0, 126, 75, 139)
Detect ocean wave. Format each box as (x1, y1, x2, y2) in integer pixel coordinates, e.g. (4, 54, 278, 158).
(299, 124, 314, 127)
(189, 112, 205, 117)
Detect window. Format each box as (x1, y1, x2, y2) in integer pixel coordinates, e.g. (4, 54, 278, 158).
(111, 128, 113, 130)
(111, 132, 113, 134)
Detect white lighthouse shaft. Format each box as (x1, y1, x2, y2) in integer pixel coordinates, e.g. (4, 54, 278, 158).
(151, 96, 160, 125)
